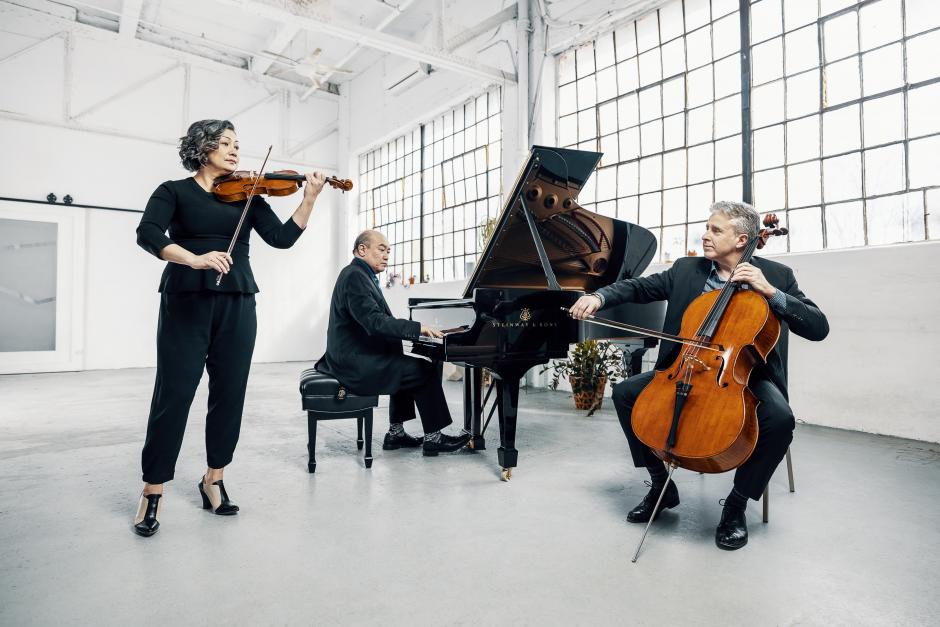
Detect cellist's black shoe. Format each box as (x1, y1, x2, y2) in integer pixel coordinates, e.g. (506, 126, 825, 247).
(133, 492, 162, 537)
(198, 477, 239, 515)
(382, 430, 423, 450)
(422, 432, 471, 456)
(626, 481, 680, 523)
(715, 506, 748, 550)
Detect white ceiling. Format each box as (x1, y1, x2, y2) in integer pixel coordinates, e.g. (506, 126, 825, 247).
(3, 0, 660, 96)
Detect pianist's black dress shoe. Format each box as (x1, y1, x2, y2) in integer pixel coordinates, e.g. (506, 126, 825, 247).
(133, 492, 162, 537)
(383, 430, 424, 450)
(715, 506, 748, 550)
(198, 477, 239, 515)
(422, 431, 472, 456)
(626, 481, 680, 523)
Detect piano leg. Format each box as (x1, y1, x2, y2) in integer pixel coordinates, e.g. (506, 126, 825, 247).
(466, 367, 485, 450)
(496, 377, 520, 481)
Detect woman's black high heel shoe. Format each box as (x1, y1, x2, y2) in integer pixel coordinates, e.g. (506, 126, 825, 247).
(198, 477, 239, 515)
(133, 492, 162, 537)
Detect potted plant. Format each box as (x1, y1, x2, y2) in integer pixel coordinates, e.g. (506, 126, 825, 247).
(540, 340, 628, 415)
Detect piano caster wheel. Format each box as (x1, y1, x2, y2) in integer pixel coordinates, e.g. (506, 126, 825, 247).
(500, 467, 513, 482)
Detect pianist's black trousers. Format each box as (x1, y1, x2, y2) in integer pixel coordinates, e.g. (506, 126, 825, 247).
(141, 292, 256, 484)
(387, 356, 453, 433)
(611, 370, 794, 501)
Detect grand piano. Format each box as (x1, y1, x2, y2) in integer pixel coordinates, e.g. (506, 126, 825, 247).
(409, 146, 665, 480)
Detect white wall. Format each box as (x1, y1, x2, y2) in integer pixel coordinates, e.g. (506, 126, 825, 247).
(0, 5, 342, 372)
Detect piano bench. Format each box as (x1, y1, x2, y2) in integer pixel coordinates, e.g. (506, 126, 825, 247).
(300, 368, 378, 473)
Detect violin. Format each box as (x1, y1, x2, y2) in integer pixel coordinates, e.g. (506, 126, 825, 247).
(212, 169, 353, 202)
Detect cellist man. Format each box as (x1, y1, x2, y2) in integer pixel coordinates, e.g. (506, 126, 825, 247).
(568, 201, 829, 551)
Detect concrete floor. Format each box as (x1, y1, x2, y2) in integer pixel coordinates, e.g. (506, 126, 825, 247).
(1, 362, 938, 627)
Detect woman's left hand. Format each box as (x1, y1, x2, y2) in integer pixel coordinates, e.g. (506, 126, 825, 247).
(304, 172, 327, 200)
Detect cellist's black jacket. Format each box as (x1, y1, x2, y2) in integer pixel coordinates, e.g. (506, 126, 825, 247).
(594, 256, 829, 400)
(315, 259, 421, 395)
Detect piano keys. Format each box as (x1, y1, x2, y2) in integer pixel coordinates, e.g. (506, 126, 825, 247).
(409, 145, 665, 480)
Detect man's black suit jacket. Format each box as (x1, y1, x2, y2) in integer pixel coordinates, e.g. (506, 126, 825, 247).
(315, 259, 421, 395)
(594, 256, 829, 400)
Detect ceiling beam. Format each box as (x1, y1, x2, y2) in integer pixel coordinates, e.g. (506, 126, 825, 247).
(215, 0, 517, 84)
(252, 23, 299, 76)
(119, 0, 143, 39)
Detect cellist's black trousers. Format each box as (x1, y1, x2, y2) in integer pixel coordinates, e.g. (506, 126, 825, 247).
(141, 292, 257, 484)
(611, 370, 795, 501)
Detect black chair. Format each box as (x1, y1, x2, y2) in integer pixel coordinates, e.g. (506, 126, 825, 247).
(299, 368, 378, 473)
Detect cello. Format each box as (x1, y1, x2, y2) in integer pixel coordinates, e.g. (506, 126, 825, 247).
(568, 213, 789, 561)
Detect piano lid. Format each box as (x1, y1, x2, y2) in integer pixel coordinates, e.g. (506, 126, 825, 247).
(462, 145, 657, 297)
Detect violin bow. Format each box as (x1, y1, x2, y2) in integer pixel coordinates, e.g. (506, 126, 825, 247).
(216, 144, 273, 286)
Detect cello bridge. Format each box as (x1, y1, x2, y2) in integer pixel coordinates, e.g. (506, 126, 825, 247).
(682, 354, 712, 371)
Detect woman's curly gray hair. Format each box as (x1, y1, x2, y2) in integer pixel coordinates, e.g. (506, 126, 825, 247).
(178, 119, 235, 172)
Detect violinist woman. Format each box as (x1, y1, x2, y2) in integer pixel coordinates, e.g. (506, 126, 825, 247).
(569, 201, 829, 551)
(132, 119, 325, 537)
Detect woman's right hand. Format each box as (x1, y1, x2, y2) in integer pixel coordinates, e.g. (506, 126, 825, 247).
(190, 251, 233, 274)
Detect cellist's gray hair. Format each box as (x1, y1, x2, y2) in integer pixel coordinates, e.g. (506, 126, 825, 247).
(709, 201, 760, 237)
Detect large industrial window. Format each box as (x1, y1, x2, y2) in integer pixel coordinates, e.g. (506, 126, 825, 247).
(558, 0, 743, 263)
(750, 0, 940, 253)
(556, 0, 940, 258)
(357, 86, 503, 283)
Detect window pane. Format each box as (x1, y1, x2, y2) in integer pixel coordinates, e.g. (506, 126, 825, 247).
(823, 104, 860, 155)
(861, 44, 903, 97)
(866, 193, 925, 245)
(637, 12, 660, 52)
(908, 83, 940, 139)
(714, 54, 741, 99)
(663, 187, 687, 224)
(785, 25, 819, 76)
(617, 58, 640, 94)
(751, 0, 783, 43)
(596, 32, 616, 69)
(660, 2, 685, 42)
(787, 115, 820, 164)
(715, 135, 742, 177)
(618, 93, 639, 128)
(559, 83, 577, 116)
(864, 144, 905, 196)
(598, 101, 618, 135)
(578, 109, 597, 141)
(619, 127, 640, 160)
(715, 175, 742, 201)
(752, 80, 785, 128)
(662, 38, 686, 77)
(662, 76, 685, 115)
(618, 162, 639, 196)
(687, 143, 714, 183)
(823, 12, 858, 62)
(785, 0, 818, 31)
(639, 192, 662, 227)
(863, 93, 904, 146)
(639, 84, 662, 122)
(905, 0, 940, 37)
(686, 25, 713, 70)
(787, 206, 824, 252)
(712, 12, 740, 59)
(688, 104, 714, 145)
(559, 114, 577, 146)
(927, 189, 940, 239)
(662, 224, 688, 262)
(823, 152, 862, 202)
(715, 94, 742, 137)
(596, 66, 617, 103)
(823, 57, 861, 107)
(641, 119, 664, 155)
(558, 50, 576, 85)
(686, 64, 714, 108)
(753, 167, 786, 209)
(825, 200, 865, 248)
(685, 0, 711, 32)
(638, 49, 662, 86)
(688, 182, 714, 220)
(596, 166, 617, 201)
(664, 112, 686, 149)
(752, 37, 784, 85)
(787, 160, 822, 207)
(906, 31, 940, 84)
(859, 0, 902, 50)
(663, 149, 687, 189)
(908, 135, 940, 188)
(639, 155, 663, 193)
(576, 43, 595, 78)
(786, 70, 820, 118)
(754, 124, 786, 170)
(577, 75, 597, 110)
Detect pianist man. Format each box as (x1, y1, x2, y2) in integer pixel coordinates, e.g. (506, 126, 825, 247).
(315, 230, 471, 456)
(568, 201, 828, 551)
